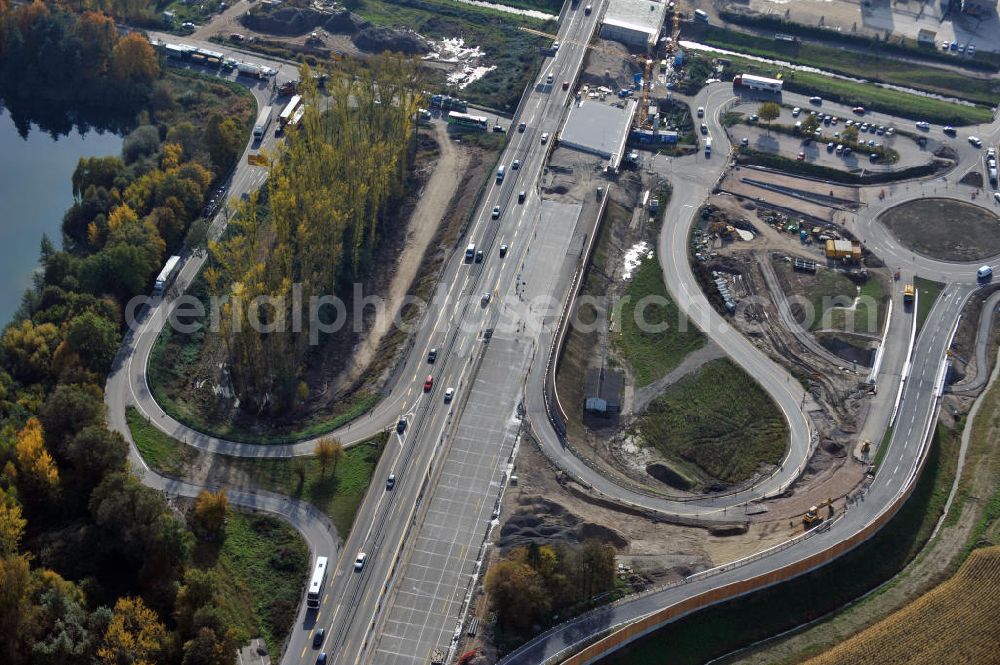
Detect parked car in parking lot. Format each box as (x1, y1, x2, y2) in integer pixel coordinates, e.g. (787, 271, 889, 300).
(791, 107, 801, 117)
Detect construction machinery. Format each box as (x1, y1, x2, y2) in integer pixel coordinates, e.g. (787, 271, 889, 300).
(802, 498, 834, 528)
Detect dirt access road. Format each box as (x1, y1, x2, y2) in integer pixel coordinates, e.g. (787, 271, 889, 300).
(334, 121, 469, 393)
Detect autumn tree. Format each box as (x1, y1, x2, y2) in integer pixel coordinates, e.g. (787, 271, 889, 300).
(73, 11, 117, 78)
(0, 499, 26, 557)
(2, 320, 60, 384)
(192, 489, 228, 534)
(96, 596, 167, 665)
(757, 101, 781, 135)
(801, 112, 821, 137)
(484, 557, 550, 630)
(39, 382, 105, 458)
(211, 55, 425, 408)
(65, 425, 128, 490)
(14, 418, 60, 500)
(204, 114, 244, 173)
(0, 552, 38, 665)
(110, 32, 159, 86)
(314, 438, 344, 476)
(66, 310, 119, 374)
(174, 569, 220, 636)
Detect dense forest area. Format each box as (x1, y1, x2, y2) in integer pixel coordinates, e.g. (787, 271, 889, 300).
(0, 2, 266, 664)
(208, 58, 423, 412)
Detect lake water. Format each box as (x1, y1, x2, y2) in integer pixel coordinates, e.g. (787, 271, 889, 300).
(0, 106, 123, 327)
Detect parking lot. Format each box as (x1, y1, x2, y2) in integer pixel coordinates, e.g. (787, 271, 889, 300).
(724, 101, 935, 172)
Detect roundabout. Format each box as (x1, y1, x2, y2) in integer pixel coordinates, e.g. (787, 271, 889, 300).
(878, 197, 1000, 263)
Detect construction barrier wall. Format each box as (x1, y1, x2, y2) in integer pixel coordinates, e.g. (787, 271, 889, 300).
(560, 437, 931, 665)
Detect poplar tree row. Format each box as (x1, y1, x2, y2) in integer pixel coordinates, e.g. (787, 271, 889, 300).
(208, 55, 424, 409)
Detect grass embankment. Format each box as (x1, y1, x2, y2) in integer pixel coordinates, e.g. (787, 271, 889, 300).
(614, 255, 705, 387)
(350, 0, 552, 112)
(796, 268, 884, 334)
(803, 546, 1000, 665)
(602, 422, 960, 665)
(637, 358, 787, 487)
(127, 406, 386, 535)
(718, 55, 993, 126)
(699, 26, 997, 107)
(913, 276, 944, 337)
(194, 511, 309, 654)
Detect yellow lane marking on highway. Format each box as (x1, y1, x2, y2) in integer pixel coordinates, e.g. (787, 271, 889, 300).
(324, 592, 330, 604)
(301, 646, 307, 658)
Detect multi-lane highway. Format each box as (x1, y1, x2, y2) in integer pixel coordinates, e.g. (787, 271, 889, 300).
(105, 8, 1000, 665)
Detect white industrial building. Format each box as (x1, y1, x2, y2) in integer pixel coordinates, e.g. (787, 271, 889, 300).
(600, 0, 669, 49)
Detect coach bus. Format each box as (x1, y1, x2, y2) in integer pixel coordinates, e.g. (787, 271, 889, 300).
(278, 95, 303, 129)
(306, 556, 329, 609)
(447, 111, 488, 131)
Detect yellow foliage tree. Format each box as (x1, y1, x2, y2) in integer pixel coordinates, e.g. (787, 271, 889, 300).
(0, 500, 26, 557)
(211, 55, 425, 406)
(1, 320, 60, 384)
(193, 489, 228, 533)
(314, 437, 344, 476)
(14, 418, 59, 498)
(97, 596, 167, 665)
(110, 32, 159, 85)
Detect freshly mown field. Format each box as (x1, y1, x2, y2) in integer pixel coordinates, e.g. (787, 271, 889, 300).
(804, 546, 1000, 665)
(638, 358, 787, 486)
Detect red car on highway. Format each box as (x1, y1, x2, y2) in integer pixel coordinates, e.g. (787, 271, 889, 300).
(423, 375, 434, 392)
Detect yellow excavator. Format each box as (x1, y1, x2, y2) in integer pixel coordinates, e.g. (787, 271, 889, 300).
(803, 498, 834, 528)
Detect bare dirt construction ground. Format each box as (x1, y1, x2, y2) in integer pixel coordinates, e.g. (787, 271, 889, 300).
(719, 165, 860, 227)
(336, 121, 469, 393)
(879, 197, 1000, 262)
(458, 433, 798, 662)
